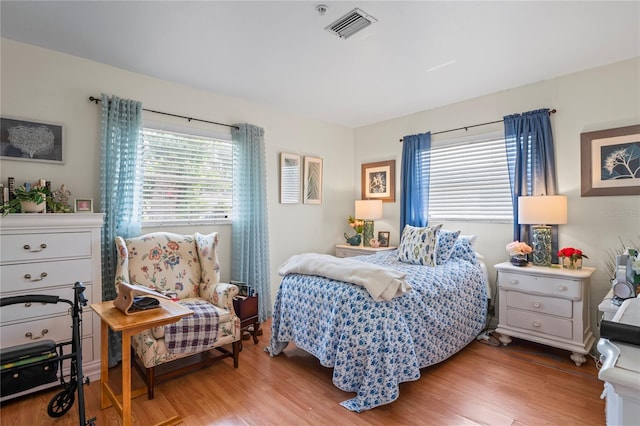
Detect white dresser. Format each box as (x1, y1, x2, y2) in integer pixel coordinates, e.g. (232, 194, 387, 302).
(0, 213, 104, 392)
(598, 297, 640, 425)
(495, 262, 596, 366)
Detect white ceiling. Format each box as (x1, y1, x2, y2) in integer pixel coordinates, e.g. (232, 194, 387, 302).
(1, 1, 639, 128)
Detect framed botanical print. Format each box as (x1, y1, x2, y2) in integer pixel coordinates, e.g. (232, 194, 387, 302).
(361, 160, 395, 202)
(580, 124, 640, 196)
(303, 156, 323, 204)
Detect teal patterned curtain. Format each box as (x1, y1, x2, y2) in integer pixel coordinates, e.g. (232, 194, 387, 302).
(231, 124, 272, 322)
(99, 93, 143, 366)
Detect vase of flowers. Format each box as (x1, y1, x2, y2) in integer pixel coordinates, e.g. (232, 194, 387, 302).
(558, 247, 588, 270)
(506, 241, 533, 266)
(346, 216, 365, 246)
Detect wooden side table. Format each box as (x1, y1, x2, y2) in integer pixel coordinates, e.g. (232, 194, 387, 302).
(233, 295, 260, 347)
(91, 299, 193, 426)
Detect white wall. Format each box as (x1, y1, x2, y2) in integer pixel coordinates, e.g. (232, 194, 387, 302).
(354, 57, 640, 338)
(3, 38, 639, 341)
(0, 39, 355, 302)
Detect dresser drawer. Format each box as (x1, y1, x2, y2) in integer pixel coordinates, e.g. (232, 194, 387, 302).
(506, 309, 573, 339)
(1, 313, 93, 347)
(0, 258, 92, 294)
(0, 286, 93, 324)
(0, 232, 92, 263)
(499, 271, 582, 299)
(506, 291, 573, 318)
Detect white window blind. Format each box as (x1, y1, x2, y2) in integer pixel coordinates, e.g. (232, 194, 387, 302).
(141, 128, 233, 225)
(428, 134, 513, 222)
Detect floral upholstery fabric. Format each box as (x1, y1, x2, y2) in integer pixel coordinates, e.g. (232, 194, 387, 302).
(397, 224, 443, 266)
(114, 232, 240, 368)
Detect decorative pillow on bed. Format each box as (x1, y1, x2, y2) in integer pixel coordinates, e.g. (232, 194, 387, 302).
(449, 236, 479, 264)
(435, 229, 461, 265)
(398, 224, 443, 266)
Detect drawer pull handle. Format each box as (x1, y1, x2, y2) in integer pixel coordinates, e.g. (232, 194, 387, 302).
(23, 243, 47, 252)
(24, 272, 48, 282)
(25, 302, 32, 307)
(557, 285, 567, 292)
(532, 301, 541, 308)
(25, 329, 48, 340)
(533, 321, 541, 328)
(510, 280, 519, 285)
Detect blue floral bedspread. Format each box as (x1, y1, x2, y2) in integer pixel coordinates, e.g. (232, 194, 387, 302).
(268, 241, 487, 412)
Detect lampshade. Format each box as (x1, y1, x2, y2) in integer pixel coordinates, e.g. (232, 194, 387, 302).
(518, 195, 568, 225)
(355, 199, 383, 220)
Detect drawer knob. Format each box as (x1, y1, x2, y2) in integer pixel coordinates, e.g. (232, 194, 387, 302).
(510, 279, 519, 285)
(557, 285, 567, 292)
(24, 272, 48, 282)
(532, 301, 541, 308)
(25, 329, 48, 340)
(533, 321, 541, 328)
(23, 243, 47, 252)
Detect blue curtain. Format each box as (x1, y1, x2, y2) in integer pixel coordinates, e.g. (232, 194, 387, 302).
(504, 108, 558, 243)
(231, 124, 272, 322)
(99, 94, 143, 366)
(400, 132, 432, 231)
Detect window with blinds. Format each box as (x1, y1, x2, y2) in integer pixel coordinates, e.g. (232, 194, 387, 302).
(141, 128, 233, 225)
(428, 133, 513, 222)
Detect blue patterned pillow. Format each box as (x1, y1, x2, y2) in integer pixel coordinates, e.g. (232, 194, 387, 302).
(450, 236, 479, 264)
(398, 224, 443, 266)
(435, 229, 461, 265)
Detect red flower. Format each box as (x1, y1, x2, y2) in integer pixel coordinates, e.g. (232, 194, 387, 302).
(558, 247, 588, 259)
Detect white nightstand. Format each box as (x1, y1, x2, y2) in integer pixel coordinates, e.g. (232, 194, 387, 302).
(495, 262, 596, 366)
(335, 244, 396, 258)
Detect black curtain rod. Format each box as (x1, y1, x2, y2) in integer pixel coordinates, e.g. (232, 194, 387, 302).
(398, 109, 557, 142)
(88, 96, 239, 130)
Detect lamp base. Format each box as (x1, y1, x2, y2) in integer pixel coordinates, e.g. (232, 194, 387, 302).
(363, 220, 374, 247)
(531, 225, 552, 266)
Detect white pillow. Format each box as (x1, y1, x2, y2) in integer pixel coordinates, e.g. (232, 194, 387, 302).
(398, 224, 443, 266)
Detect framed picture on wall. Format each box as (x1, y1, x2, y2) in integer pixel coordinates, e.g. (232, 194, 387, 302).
(279, 152, 301, 204)
(580, 124, 640, 196)
(0, 117, 64, 164)
(361, 160, 395, 202)
(303, 156, 323, 204)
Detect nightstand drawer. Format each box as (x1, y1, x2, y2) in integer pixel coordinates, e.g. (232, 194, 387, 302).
(506, 309, 573, 339)
(506, 291, 572, 318)
(499, 271, 582, 299)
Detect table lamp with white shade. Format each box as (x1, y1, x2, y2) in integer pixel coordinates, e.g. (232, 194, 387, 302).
(355, 199, 383, 247)
(518, 195, 568, 266)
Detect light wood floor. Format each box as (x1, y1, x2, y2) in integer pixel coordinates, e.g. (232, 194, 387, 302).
(0, 320, 605, 425)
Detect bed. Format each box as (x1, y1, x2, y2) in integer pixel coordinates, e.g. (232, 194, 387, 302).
(267, 233, 488, 412)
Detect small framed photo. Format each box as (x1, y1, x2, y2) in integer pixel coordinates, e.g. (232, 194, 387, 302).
(74, 198, 93, 213)
(378, 231, 390, 247)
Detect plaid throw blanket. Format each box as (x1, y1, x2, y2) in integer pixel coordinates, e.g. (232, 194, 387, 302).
(164, 300, 220, 354)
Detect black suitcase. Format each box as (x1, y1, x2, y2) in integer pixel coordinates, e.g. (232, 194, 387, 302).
(1, 340, 59, 396)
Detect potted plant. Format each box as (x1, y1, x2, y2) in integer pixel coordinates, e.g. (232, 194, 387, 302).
(0, 185, 64, 215)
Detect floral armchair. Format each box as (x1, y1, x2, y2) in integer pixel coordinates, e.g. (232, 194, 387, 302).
(114, 231, 240, 399)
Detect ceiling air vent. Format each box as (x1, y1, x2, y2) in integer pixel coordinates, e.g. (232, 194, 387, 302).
(325, 8, 377, 39)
